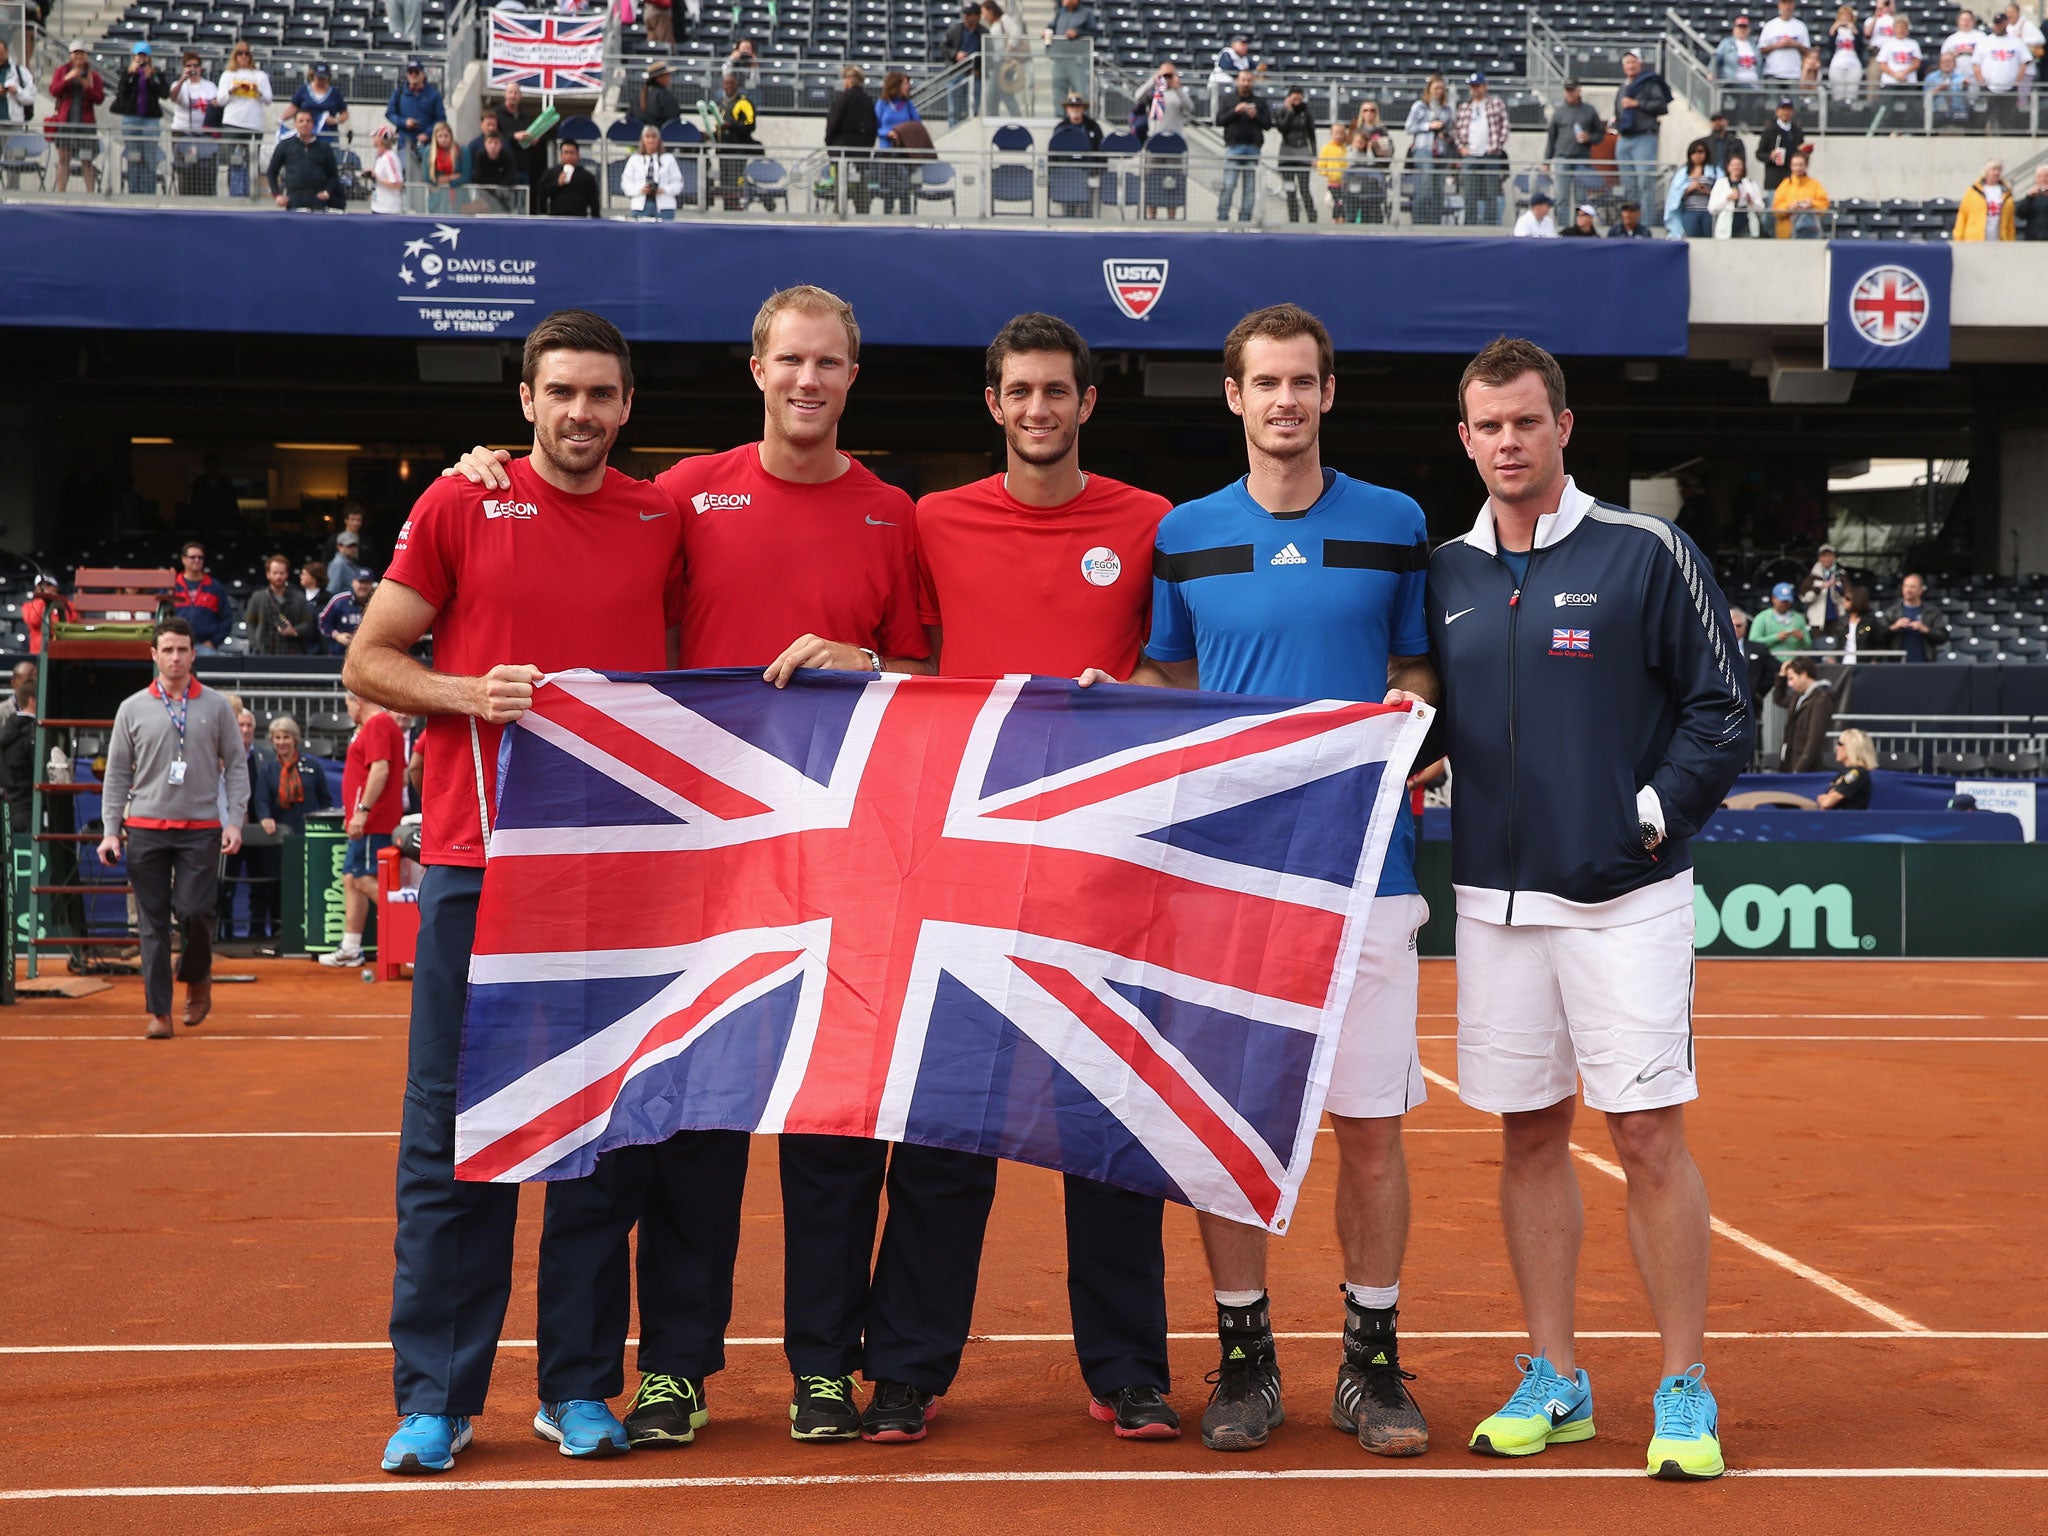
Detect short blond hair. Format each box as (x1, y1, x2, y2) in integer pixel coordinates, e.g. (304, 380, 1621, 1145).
(751, 285, 861, 363)
(1837, 728, 1878, 771)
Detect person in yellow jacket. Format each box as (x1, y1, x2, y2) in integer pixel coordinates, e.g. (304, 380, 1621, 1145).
(1317, 120, 1349, 215)
(1770, 150, 1830, 237)
(1953, 159, 2017, 240)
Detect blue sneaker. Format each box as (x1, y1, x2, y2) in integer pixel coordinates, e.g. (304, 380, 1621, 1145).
(1468, 1353, 1595, 1457)
(1647, 1364, 1725, 1480)
(382, 1413, 473, 1474)
(533, 1399, 631, 1458)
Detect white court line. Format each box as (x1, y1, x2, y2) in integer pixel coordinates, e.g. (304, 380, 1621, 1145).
(1415, 1066, 1929, 1334)
(4, 1468, 2045, 1500)
(10, 1329, 2042, 1356)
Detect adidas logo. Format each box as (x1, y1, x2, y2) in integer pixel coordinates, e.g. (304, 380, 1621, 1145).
(1270, 542, 1308, 566)
(1228, 1346, 1246, 1360)
(1370, 1351, 1389, 1366)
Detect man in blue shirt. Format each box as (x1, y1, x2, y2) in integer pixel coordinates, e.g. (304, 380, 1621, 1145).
(384, 58, 444, 170)
(320, 570, 377, 654)
(1081, 304, 1435, 1462)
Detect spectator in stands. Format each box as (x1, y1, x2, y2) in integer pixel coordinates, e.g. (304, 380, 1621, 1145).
(1772, 148, 1829, 237)
(1776, 656, 1838, 771)
(1840, 584, 1890, 661)
(539, 138, 600, 217)
(0, 37, 33, 127)
(115, 41, 169, 134)
(465, 109, 502, 169)
(943, 4, 984, 124)
(1454, 71, 1510, 226)
(467, 127, 525, 198)
(1666, 137, 1721, 237)
(291, 62, 348, 140)
(1821, 5, 1864, 99)
(1760, 0, 1813, 80)
(495, 83, 549, 208)
(245, 554, 317, 654)
(1753, 581, 1812, 654)
(1975, 11, 2031, 92)
(1703, 108, 1746, 174)
(1562, 201, 1600, 235)
(22, 574, 77, 655)
(1059, 91, 1104, 150)
(220, 707, 262, 941)
(1875, 14, 1926, 86)
(1043, 0, 1098, 105)
(422, 121, 464, 212)
(317, 691, 406, 969)
(1405, 74, 1454, 225)
(1943, 8, 1989, 75)
(876, 68, 922, 145)
(328, 530, 370, 594)
(2015, 164, 2048, 239)
(1138, 60, 1196, 141)
(716, 73, 759, 210)
(386, 0, 423, 49)
(253, 715, 331, 843)
(1318, 120, 1350, 213)
(1800, 543, 1844, 630)
(1714, 13, 1764, 81)
(1730, 607, 1778, 704)
(2004, 2, 2046, 82)
(636, 61, 683, 128)
(1861, 0, 1897, 50)
(1209, 35, 1263, 118)
(385, 59, 445, 171)
(1544, 80, 1603, 217)
(1882, 572, 1949, 661)
(1214, 73, 1270, 222)
(726, 38, 759, 96)
(0, 663, 36, 819)
(1925, 50, 1978, 122)
(1607, 198, 1654, 236)
(1798, 46, 1825, 89)
(1755, 96, 1806, 214)
(623, 122, 684, 219)
(48, 42, 104, 196)
(824, 65, 878, 212)
(1274, 86, 1318, 223)
(167, 50, 215, 138)
(1955, 158, 2017, 238)
(321, 571, 378, 652)
(171, 542, 232, 653)
(298, 559, 332, 622)
(873, 71, 926, 216)
(217, 41, 273, 190)
(1513, 189, 1559, 236)
(268, 108, 344, 211)
(982, 3, 1026, 118)
(1611, 51, 1670, 219)
(1816, 728, 1876, 809)
(369, 123, 404, 213)
(1710, 152, 1767, 235)
(1341, 115, 1394, 223)
(644, 0, 676, 48)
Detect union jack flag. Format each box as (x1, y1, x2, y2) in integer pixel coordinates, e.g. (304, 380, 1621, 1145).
(1550, 628, 1591, 653)
(487, 13, 607, 94)
(454, 670, 1429, 1232)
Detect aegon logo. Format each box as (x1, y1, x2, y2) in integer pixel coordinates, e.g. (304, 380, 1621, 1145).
(1692, 883, 1875, 951)
(690, 492, 752, 514)
(482, 499, 540, 520)
(1553, 592, 1598, 607)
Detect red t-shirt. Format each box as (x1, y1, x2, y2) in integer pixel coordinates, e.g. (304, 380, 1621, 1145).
(342, 708, 408, 837)
(655, 444, 927, 667)
(384, 457, 685, 865)
(915, 473, 1169, 679)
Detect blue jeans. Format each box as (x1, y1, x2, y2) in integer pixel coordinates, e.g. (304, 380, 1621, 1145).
(1679, 207, 1714, 238)
(632, 204, 676, 220)
(1463, 150, 1506, 225)
(1615, 130, 1658, 218)
(1791, 211, 1823, 238)
(1218, 145, 1259, 221)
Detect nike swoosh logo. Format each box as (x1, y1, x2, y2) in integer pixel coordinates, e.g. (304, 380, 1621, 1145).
(865, 515, 897, 526)
(639, 511, 669, 521)
(1634, 1063, 1684, 1085)
(1445, 607, 1476, 624)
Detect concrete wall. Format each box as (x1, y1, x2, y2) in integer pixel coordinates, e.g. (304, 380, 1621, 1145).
(2001, 414, 2048, 576)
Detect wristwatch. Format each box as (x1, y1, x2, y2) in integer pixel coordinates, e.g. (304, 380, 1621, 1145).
(1640, 819, 1661, 851)
(858, 647, 882, 673)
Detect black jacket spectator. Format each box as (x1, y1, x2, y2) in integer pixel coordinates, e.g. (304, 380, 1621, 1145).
(468, 139, 525, 186)
(267, 135, 343, 209)
(826, 85, 879, 147)
(2015, 186, 2048, 240)
(1755, 111, 1806, 192)
(1706, 122, 1747, 173)
(1823, 763, 1872, 809)
(1216, 91, 1272, 147)
(113, 59, 170, 117)
(244, 585, 316, 655)
(539, 159, 601, 216)
(1544, 96, 1603, 161)
(0, 709, 36, 835)
(249, 745, 334, 833)
(1879, 596, 1949, 659)
(1777, 673, 1839, 772)
(942, 13, 984, 74)
(1274, 99, 1317, 158)
(637, 76, 683, 127)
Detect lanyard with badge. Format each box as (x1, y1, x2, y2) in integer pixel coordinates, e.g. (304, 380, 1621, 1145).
(156, 680, 191, 786)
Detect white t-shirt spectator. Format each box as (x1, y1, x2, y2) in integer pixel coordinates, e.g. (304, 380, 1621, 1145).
(1211, 46, 1256, 88)
(621, 149, 683, 211)
(1942, 25, 1988, 71)
(1982, 179, 2008, 219)
(1877, 34, 1925, 81)
(1975, 30, 2030, 87)
(216, 66, 272, 132)
(1759, 16, 1813, 77)
(1727, 36, 1762, 79)
(1513, 207, 1559, 236)
(168, 73, 218, 132)
(371, 145, 404, 212)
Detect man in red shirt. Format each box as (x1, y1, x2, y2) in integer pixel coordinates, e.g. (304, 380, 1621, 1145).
(441, 287, 934, 1450)
(795, 312, 1178, 1443)
(317, 691, 408, 968)
(347, 309, 685, 1476)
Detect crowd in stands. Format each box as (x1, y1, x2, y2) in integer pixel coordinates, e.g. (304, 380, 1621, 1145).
(158, 514, 380, 657)
(1710, 0, 2044, 103)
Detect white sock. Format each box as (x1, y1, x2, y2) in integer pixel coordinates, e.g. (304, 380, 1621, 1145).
(1213, 1289, 1264, 1308)
(1345, 1281, 1400, 1311)
(343, 931, 363, 952)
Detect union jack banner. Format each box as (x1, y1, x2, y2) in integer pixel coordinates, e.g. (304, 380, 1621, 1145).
(487, 13, 607, 94)
(454, 670, 1429, 1232)
(1550, 628, 1591, 653)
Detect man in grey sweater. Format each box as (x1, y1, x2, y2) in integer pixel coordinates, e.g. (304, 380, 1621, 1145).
(1544, 80, 1604, 223)
(97, 618, 249, 1038)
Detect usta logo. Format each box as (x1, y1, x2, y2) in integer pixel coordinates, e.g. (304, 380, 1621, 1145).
(482, 499, 540, 520)
(1553, 592, 1598, 607)
(1692, 882, 1874, 951)
(691, 492, 752, 514)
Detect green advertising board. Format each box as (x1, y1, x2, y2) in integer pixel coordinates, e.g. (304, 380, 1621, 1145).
(286, 814, 375, 957)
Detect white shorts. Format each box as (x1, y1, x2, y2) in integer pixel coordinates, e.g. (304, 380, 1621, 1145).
(1453, 903, 1698, 1116)
(1325, 893, 1429, 1119)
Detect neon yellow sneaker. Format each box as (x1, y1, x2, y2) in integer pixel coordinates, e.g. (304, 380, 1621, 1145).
(1647, 1365, 1724, 1480)
(1468, 1352, 1595, 1457)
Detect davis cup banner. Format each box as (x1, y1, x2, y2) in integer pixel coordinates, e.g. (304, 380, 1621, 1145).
(488, 13, 606, 95)
(452, 669, 1430, 1234)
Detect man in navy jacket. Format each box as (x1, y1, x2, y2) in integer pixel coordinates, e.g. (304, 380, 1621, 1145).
(1427, 337, 1750, 1484)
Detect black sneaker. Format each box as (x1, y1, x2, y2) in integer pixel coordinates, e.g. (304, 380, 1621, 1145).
(624, 1372, 707, 1447)
(1088, 1385, 1182, 1440)
(1201, 1296, 1284, 1452)
(789, 1374, 862, 1442)
(859, 1380, 939, 1443)
(1329, 1295, 1428, 1456)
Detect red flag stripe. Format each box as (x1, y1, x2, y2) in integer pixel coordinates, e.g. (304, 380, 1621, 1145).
(531, 683, 773, 820)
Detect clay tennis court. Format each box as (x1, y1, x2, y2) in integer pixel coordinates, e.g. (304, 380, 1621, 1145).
(3, 955, 2043, 1534)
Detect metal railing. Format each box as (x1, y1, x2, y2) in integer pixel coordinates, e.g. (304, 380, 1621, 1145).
(604, 54, 956, 120)
(1834, 714, 2048, 761)
(1527, 13, 1666, 99)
